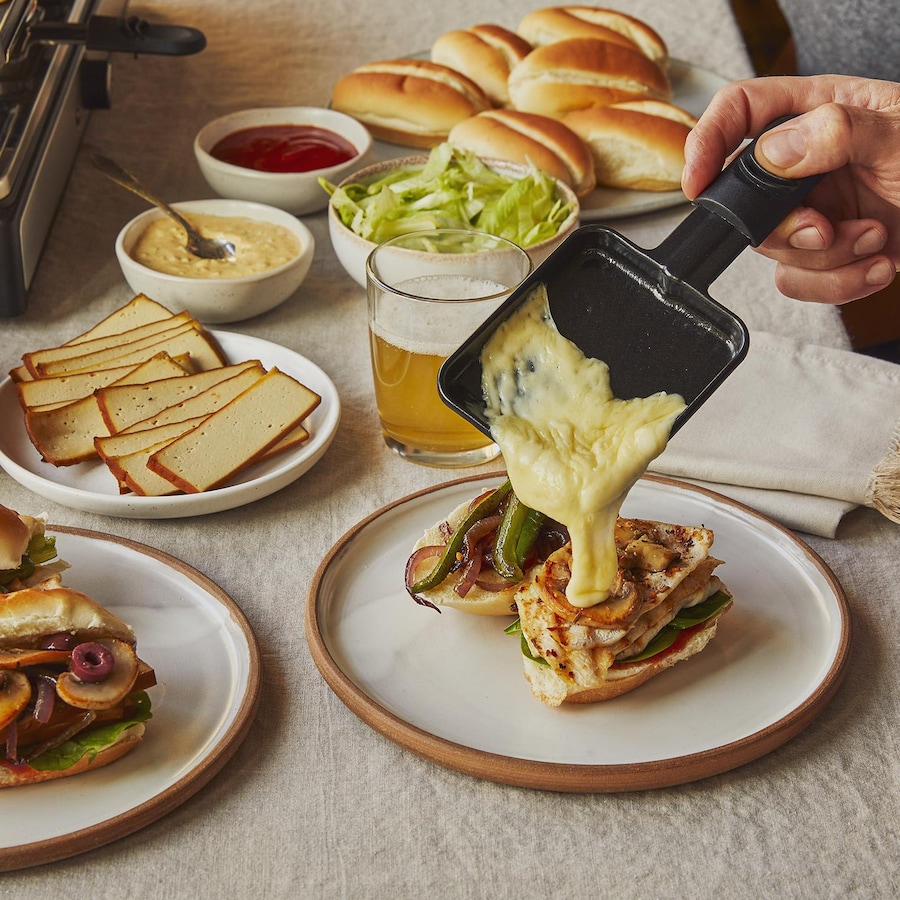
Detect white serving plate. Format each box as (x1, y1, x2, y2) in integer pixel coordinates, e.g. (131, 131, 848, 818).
(0, 331, 340, 518)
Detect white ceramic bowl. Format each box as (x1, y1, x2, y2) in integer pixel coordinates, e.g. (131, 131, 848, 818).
(194, 106, 373, 215)
(115, 198, 315, 324)
(328, 156, 580, 288)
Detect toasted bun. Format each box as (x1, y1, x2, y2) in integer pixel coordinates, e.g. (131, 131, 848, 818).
(331, 59, 491, 148)
(507, 38, 671, 119)
(518, 6, 668, 66)
(0, 505, 33, 571)
(448, 109, 596, 197)
(562, 100, 696, 190)
(431, 24, 533, 107)
(0, 724, 144, 788)
(0, 585, 135, 648)
(411, 498, 522, 616)
(522, 615, 721, 705)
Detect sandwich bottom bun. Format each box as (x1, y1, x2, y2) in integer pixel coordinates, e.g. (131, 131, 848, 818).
(522, 615, 721, 706)
(562, 100, 697, 191)
(448, 109, 597, 198)
(408, 497, 524, 616)
(0, 724, 145, 788)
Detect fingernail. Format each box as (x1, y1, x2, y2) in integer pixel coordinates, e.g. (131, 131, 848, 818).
(865, 260, 895, 286)
(854, 228, 886, 256)
(789, 226, 826, 250)
(759, 128, 806, 169)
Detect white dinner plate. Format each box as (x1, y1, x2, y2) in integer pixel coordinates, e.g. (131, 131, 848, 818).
(0, 526, 260, 871)
(307, 473, 850, 792)
(0, 331, 340, 518)
(374, 58, 730, 222)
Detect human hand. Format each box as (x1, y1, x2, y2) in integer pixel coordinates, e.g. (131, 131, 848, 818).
(682, 75, 900, 304)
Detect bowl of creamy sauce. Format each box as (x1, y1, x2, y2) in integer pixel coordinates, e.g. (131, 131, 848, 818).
(116, 199, 315, 324)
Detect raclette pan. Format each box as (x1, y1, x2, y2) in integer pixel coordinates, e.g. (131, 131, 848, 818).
(438, 124, 823, 437)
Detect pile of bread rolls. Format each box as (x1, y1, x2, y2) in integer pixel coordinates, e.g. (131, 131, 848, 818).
(330, 6, 698, 197)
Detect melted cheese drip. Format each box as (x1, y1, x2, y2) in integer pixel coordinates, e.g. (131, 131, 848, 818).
(481, 284, 686, 608)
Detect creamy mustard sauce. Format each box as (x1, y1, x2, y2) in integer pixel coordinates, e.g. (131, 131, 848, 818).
(481, 284, 686, 608)
(131, 213, 301, 278)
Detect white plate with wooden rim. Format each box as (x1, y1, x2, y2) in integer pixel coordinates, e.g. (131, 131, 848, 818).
(0, 526, 260, 871)
(306, 473, 850, 792)
(0, 331, 340, 519)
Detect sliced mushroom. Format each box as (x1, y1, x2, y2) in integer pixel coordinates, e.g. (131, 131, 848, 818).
(56, 639, 139, 710)
(622, 536, 680, 572)
(0, 670, 31, 730)
(0, 648, 71, 669)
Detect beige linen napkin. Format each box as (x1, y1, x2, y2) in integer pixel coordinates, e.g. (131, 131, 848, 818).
(649, 331, 900, 537)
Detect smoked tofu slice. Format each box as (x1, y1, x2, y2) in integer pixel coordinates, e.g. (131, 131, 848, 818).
(147, 368, 321, 493)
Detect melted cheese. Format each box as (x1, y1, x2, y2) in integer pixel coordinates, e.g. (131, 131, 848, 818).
(481, 284, 686, 608)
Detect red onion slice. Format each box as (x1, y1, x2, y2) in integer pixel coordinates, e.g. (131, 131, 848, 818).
(33, 676, 56, 724)
(5, 719, 17, 762)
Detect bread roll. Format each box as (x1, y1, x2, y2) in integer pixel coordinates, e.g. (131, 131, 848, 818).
(431, 24, 532, 107)
(518, 6, 668, 67)
(331, 59, 491, 148)
(563, 100, 697, 191)
(507, 38, 671, 119)
(0, 724, 146, 789)
(409, 497, 528, 616)
(0, 585, 135, 648)
(0, 505, 32, 571)
(521, 614, 721, 705)
(448, 109, 596, 197)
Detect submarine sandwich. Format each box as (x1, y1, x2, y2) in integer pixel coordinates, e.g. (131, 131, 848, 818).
(0, 581, 155, 787)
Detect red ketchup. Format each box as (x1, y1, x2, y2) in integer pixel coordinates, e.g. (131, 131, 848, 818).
(210, 124, 358, 173)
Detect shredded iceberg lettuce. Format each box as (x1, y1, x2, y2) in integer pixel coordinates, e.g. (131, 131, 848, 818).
(321, 144, 574, 247)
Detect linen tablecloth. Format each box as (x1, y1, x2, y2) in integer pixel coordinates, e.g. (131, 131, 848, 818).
(1, 1, 897, 897)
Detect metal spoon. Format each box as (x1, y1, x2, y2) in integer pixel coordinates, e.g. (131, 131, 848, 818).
(91, 153, 236, 261)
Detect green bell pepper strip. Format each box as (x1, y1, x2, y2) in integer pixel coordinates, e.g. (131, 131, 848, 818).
(409, 480, 513, 595)
(493, 498, 546, 582)
(515, 508, 546, 565)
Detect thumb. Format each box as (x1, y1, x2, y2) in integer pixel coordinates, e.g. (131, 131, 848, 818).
(754, 104, 888, 178)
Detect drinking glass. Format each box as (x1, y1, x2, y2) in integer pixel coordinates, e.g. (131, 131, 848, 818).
(365, 229, 532, 466)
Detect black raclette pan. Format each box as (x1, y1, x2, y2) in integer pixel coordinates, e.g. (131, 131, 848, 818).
(438, 124, 823, 437)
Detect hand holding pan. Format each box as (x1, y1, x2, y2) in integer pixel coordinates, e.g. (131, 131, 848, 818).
(438, 119, 824, 437)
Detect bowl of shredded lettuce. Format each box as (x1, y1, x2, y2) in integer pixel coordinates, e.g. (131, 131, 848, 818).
(322, 144, 580, 287)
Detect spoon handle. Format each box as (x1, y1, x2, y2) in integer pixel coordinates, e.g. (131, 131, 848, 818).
(91, 153, 196, 235)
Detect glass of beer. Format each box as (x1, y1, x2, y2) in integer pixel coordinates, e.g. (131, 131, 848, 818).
(365, 229, 532, 467)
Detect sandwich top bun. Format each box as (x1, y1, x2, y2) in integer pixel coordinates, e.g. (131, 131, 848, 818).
(447, 109, 597, 197)
(562, 99, 697, 190)
(0, 584, 136, 648)
(0, 504, 33, 571)
(518, 6, 668, 67)
(331, 59, 491, 148)
(507, 38, 671, 119)
(431, 24, 533, 107)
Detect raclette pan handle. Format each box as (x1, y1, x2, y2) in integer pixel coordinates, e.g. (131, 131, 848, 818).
(650, 118, 825, 291)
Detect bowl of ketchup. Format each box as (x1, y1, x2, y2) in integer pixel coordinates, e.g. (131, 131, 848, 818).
(195, 107, 373, 215)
